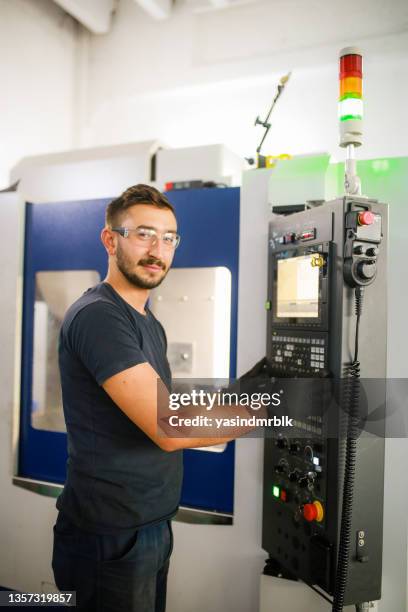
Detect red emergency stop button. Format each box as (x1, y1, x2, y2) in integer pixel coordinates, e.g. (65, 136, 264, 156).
(303, 503, 318, 522)
(302, 501, 325, 522)
(358, 211, 375, 226)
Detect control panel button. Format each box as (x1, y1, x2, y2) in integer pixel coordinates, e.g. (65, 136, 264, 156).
(366, 247, 379, 257)
(289, 442, 301, 454)
(284, 233, 296, 244)
(302, 501, 324, 522)
(303, 503, 318, 522)
(358, 211, 375, 226)
(300, 229, 316, 241)
(288, 470, 301, 482)
(298, 477, 309, 488)
(313, 501, 324, 522)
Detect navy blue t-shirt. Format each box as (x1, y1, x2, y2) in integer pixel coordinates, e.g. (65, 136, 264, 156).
(56, 281, 183, 534)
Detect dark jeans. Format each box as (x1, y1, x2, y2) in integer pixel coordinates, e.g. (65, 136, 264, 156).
(52, 513, 173, 611)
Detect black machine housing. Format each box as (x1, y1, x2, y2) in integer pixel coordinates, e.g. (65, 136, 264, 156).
(262, 197, 387, 606)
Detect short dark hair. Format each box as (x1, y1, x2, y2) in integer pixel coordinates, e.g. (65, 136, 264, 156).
(105, 184, 175, 227)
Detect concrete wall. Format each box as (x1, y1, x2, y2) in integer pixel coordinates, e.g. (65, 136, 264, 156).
(0, 0, 79, 188)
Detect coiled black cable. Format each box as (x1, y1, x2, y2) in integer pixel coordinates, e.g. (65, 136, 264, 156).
(332, 287, 364, 612)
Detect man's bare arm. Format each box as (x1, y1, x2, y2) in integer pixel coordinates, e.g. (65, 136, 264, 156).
(102, 362, 263, 452)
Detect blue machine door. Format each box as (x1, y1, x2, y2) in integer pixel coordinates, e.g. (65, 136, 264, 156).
(20, 187, 240, 516)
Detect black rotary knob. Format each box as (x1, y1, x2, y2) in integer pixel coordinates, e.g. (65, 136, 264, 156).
(289, 470, 300, 482)
(357, 261, 376, 280)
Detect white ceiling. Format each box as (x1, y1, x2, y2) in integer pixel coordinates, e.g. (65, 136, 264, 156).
(51, 0, 408, 36)
(185, 0, 262, 12)
(51, 0, 265, 32)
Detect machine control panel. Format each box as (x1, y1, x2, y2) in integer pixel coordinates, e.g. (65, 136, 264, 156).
(263, 197, 386, 605)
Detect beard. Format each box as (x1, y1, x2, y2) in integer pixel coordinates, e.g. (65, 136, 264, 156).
(116, 243, 168, 289)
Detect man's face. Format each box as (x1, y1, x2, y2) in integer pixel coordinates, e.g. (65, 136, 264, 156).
(113, 204, 177, 290)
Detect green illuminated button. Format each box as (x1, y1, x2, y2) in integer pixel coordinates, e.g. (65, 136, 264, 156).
(265, 301, 271, 310)
(272, 485, 280, 498)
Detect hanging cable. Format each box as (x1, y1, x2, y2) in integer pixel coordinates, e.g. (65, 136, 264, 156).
(332, 286, 364, 612)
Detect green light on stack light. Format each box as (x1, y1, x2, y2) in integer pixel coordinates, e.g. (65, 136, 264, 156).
(338, 97, 363, 122)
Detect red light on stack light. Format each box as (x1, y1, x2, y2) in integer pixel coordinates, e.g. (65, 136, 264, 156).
(340, 53, 362, 79)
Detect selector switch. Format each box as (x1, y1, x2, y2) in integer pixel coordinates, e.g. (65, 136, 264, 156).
(289, 442, 301, 454)
(288, 470, 301, 482)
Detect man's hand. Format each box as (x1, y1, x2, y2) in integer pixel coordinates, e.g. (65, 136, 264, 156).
(227, 356, 277, 399)
(239, 356, 276, 380)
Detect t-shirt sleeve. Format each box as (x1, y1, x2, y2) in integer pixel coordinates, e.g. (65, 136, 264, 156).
(66, 300, 147, 385)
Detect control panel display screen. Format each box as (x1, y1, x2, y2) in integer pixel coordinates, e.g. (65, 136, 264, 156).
(276, 254, 319, 318)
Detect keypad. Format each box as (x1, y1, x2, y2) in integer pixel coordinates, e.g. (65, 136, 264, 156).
(271, 335, 327, 374)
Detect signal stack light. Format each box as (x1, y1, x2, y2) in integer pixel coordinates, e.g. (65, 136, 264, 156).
(339, 47, 363, 195)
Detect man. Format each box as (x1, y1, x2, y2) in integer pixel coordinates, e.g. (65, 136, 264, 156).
(52, 184, 267, 612)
